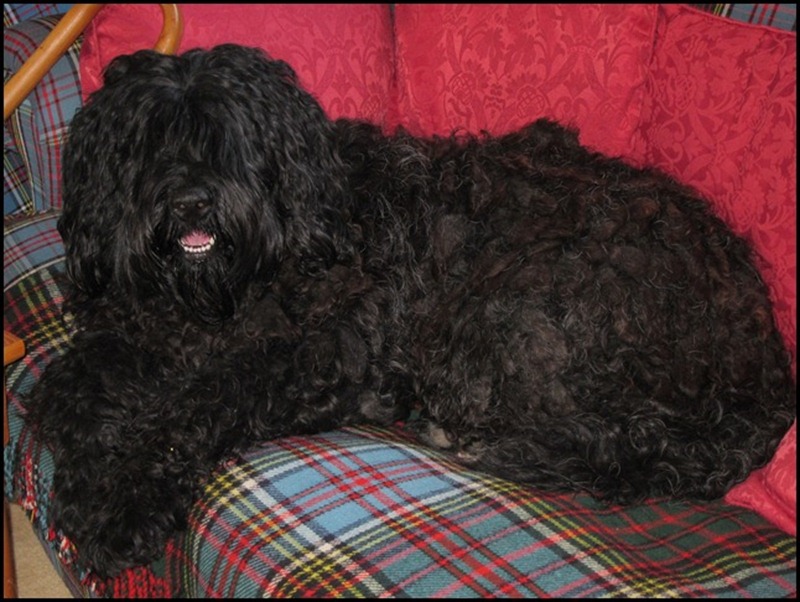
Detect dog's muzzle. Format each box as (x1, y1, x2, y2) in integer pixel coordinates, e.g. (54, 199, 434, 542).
(171, 191, 216, 260)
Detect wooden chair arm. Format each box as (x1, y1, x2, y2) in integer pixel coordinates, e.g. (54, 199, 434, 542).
(3, 332, 25, 368)
(3, 3, 184, 120)
(4, 332, 25, 599)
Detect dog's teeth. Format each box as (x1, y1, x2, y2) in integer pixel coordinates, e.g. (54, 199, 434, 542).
(180, 234, 215, 254)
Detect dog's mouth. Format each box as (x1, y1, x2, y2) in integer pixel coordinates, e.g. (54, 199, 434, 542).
(179, 230, 216, 259)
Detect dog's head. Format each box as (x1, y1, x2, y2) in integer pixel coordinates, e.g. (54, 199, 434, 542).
(59, 44, 347, 322)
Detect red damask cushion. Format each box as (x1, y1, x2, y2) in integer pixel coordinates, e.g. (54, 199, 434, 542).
(633, 4, 796, 361)
(392, 4, 658, 157)
(79, 4, 394, 126)
(726, 421, 797, 536)
(632, 5, 796, 535)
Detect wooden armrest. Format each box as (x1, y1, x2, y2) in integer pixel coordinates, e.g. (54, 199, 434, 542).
(4, 332, 25, 369)
(3, 3, 184, 120)
(4, 332, 25, 599)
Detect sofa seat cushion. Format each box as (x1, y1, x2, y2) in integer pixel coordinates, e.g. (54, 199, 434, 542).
(164, 426, 797, 598)
(4, 215, 797, 596)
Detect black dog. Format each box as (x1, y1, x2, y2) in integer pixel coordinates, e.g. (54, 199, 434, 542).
(26, 44, 795, 577)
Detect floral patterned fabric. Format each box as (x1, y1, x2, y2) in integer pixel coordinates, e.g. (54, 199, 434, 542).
(78, 4, 395, 128)
(632, 4, 797, 361)
(392, 4, 657, 158)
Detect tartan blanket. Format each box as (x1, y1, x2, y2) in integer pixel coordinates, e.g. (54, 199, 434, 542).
(170, 426, 797, 598)
(4, 211, 797, 598)
(4, 10, 82, 218)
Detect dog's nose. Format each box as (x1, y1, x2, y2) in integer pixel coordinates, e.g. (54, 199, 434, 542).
(172, 194, 213, 223)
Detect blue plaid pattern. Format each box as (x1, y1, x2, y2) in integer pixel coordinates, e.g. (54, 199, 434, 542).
(3, 4, 68, 27)
(4, 211, 64, 285)
(172, 427, 797, 597)
(4, 11, 82, 217)
(692, 3, 797, 30)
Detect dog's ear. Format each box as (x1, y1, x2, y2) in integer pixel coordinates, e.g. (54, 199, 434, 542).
(58, 102, 122, 301)
(223, 46, 353, 275)
(58, 58, 165, 303)
(58, 50, 180, 304)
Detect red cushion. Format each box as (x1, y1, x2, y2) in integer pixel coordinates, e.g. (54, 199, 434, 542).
(633, 5, 796, 535)
(392, 4, 657, 157)
(634, 4, 797, 363)
(726, 421, 797, 536)
(79, 4, 395, 126)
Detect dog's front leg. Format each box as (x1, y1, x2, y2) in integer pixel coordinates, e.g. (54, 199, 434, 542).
(26, 329, 204, 577)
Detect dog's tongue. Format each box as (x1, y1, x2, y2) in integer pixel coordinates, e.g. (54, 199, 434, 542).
(180, 231, 213, 247)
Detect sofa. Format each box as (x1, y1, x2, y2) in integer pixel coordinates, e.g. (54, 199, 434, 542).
(4, 4, 796, 597)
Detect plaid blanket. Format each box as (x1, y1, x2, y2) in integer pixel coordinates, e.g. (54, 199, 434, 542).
(165, 426, 795, 598)
(4, 201, 797, 599)
(4, 8, 81, 218)
(691, 3, 797, 30)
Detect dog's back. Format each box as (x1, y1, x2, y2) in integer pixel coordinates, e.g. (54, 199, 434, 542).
(336, 117, 796, 502)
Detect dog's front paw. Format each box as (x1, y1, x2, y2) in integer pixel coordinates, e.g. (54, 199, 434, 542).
(52, 467, 193, 577)
(79, 507, 180, 577)
(413, 419, 457, 450)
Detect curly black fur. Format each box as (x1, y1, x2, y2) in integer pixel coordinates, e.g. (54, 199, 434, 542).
(25, 45, 795, 577)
